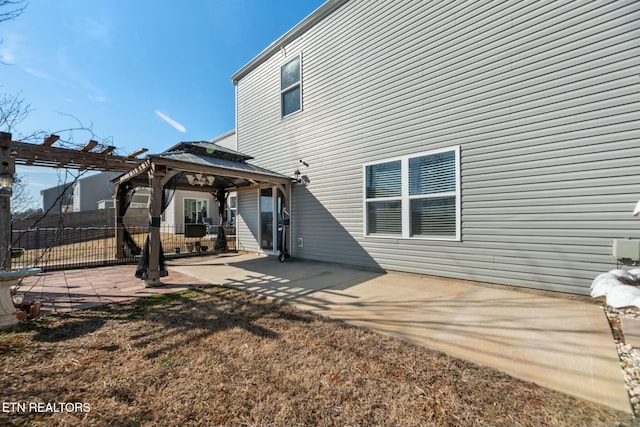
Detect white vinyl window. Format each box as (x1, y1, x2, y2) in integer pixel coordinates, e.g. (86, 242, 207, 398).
(364, 146, 460, 240)
(281, 56, 301, 117)
(184, 198, 209, 224)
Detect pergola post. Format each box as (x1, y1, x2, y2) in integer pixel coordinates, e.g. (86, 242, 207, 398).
(0, 132, 15, 271)
(146, 164, 165, 284)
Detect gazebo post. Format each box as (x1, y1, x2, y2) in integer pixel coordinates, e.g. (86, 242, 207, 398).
(146, 164, 165, 284)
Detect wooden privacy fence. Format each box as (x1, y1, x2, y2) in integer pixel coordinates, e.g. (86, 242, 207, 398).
(12, 208, 148, 230)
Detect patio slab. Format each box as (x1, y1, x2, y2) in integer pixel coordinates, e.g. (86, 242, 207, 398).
(621, 316, 640, 348)
(170, 253, 631, 414)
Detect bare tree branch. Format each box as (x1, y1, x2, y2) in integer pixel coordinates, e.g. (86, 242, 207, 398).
(0, 90, 32, 132)
(20, 112, 119, 155)
(11, 173, 38, 214)
(0, 0, 27, 23)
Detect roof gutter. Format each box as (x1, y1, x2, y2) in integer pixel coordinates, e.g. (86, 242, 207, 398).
(231, 0, 349, 85)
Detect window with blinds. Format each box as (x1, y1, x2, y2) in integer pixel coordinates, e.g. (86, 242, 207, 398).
(366, 160, 401, 198)
(365, 160, 401, 236)
(409, 151, 457, 238)
(364, 147, 460, 240)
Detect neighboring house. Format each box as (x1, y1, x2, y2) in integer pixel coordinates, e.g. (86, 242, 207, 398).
(74, 172, 121, 212)
(41, 183, 74, 214)
(41, 172, 120, 213)
(98, 189, 149, 210)
(230, 0, 640, 295)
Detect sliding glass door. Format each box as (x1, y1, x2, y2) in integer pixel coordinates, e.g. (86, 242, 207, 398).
(259, 188, 283, 252)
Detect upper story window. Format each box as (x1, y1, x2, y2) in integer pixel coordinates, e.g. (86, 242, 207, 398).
(281, 56, 301, 117)
(364, 146, 461, 240)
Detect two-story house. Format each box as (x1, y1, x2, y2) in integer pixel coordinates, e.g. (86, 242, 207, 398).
(230, 0, 640, 295)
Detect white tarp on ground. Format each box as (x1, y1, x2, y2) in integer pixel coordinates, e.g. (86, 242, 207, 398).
(592, 268, 640, 308)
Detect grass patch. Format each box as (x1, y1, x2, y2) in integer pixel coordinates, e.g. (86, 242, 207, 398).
(0, 286, 637, 427)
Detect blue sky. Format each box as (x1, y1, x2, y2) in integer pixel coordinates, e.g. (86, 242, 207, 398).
(1, 0, 325, 208)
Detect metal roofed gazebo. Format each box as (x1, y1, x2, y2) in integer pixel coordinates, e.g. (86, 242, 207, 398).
(113, 141, 292, 284)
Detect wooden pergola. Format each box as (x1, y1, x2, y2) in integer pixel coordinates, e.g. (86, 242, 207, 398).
(10, 134, 146, 171)
(0, 133, 292, 283)
(0, 131, 147, 271)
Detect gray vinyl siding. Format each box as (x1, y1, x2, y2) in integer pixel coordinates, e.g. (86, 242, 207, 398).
(237, 189, 261, 253)
(210, 130, 236, 151)
(41, 184, 73, 213)
(235, 0, 640, 294)
(162, 197, 175, 229)
(73, 172, 119, 212)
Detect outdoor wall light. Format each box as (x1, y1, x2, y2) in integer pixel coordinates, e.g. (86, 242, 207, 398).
(0, 162, 14, 197)
(293, 169, 301, 183)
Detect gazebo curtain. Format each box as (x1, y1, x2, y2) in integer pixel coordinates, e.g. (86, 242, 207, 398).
(135, 173, 182, 280)
(215, 188, 228, 252)
(117, 181, 141, 256)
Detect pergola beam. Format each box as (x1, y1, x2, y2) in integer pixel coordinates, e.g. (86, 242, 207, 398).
(81, 140, 99, 152)
(99, 145, 116, 155)
(43, 134, 60, 146)
(127, 148, 148, 158)
(12, 141, 145, 172)
(113, 159, 152, 186)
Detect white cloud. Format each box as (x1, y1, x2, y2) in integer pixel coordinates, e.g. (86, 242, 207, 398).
(78, 16, 111, 43)
(0, 33, 22, 64)
(56, 47, 108, 103)
(0, 47, 16, 63)
(88, 93, 108, 103)
(23, 67, 49, 79)
(155, 110, 187, 133)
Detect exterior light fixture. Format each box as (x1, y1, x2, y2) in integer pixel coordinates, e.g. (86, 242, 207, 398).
(186, 173, 215, 186)
(0, 144, 14, 197)
(293, 169, 301, 183)
(0, 168, 13, 197)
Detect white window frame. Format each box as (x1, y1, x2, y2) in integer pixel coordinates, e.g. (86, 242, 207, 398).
(363, 146, 461, 241)
(280, 54, 302, 117)
(227, 193, 237, 227)
(183, 197, 209, 224)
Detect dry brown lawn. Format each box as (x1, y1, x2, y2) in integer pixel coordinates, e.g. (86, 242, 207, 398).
(0, 286, 637, 427)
